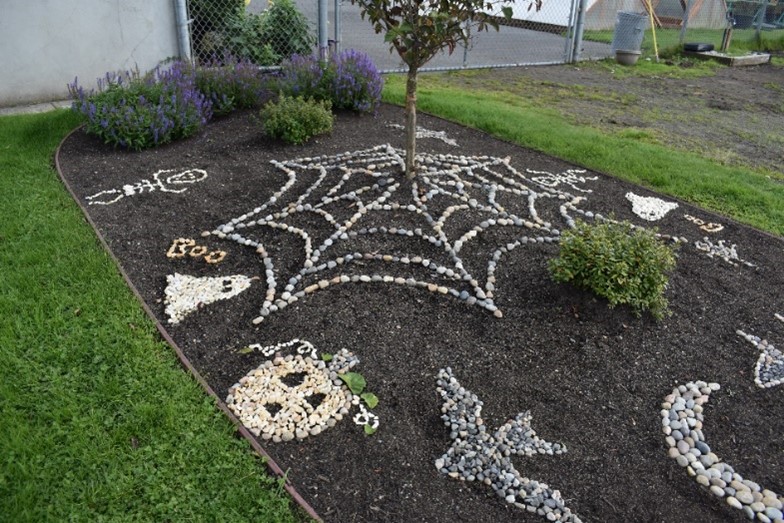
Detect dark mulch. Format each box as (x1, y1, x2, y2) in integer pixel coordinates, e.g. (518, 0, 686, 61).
(57, 104, 783, 522)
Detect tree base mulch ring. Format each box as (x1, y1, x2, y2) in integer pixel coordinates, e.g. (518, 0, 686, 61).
(57, 104, 783, 523)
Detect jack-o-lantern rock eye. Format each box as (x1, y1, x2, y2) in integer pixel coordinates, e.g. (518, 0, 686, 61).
(281, 372, 307, 388)
(265, 402, 283, 417)
(309, 393, 326, 409)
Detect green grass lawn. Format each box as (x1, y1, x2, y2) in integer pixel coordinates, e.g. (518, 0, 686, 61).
(0, 111, 299, 521)
(383, 73, 784, 237)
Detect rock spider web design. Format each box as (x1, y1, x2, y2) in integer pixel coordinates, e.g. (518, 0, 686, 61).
(209, 145, 599, 324)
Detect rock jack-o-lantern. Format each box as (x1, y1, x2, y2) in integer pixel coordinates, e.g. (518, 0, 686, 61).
(227, 342, 378, 442)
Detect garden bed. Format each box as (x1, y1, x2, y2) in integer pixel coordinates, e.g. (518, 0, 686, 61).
(56, 104, 783, 522)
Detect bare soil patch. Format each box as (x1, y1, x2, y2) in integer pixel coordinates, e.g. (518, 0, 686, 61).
(450, 61, 784, 176)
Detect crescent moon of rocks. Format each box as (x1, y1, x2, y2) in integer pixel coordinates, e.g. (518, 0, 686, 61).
(661, 381, 783, 522)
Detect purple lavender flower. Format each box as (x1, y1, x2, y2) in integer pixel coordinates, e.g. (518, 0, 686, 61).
(68, 60, 212, 150)
(331, 49, 383, 113)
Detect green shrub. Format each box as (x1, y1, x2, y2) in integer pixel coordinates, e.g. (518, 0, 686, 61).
(223, 11, 282, 66)
(257, 0, 315, 60)
(548, 219, 677, 320)
(191, 0, 313, 66)
(260, 95, 333, 144)
(190, 0, 245, 62)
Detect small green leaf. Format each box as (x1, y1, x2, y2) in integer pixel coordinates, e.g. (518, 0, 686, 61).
(321, 353, 333, 362)
(238, 346, 254, 354)
(360, 392, 378, 409)
(364, 424, 377, 435)
(338, 372, 366, 395)
(501, 6, 513, 19)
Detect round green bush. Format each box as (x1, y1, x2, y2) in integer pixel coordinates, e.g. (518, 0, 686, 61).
(260, 95, 333, 145)
(548, 219, 678, 320)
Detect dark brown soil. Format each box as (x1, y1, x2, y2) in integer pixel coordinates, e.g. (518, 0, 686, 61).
(57, 96, 783, 523)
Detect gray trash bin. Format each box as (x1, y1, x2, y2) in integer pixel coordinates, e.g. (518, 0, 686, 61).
(611, 11, 648, 53)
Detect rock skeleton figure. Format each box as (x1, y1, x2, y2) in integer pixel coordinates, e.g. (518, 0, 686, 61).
(209, 145, 598, 324)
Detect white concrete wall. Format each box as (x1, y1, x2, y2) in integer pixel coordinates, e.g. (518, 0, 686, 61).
(0, 0, 181, 107)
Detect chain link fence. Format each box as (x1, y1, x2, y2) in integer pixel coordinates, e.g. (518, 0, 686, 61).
(188, 0, 317, 65)
(332, 0, 613, 71)
(186, 0, 619, 69)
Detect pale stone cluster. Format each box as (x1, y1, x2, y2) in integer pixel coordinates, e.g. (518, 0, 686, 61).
(737, 313, 784, 388)
(86, 168, 207, 206)
(227, 342, 377, 441)
(526, 168, 597, 193)
(386, 123, 459, 146)
(684, 214, 724, 233)
(695, 237, 756, 267)
(661, 381, 783, 522)
(227, 354, 352, 441)
(166, 237, 226, 264)
(625, 192, 679, 221)
(163, 273, 252, 324)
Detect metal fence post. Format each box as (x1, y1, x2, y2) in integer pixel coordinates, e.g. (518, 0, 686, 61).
(174, 0, 192, 61)
(334, 0, 342, 55)
(462, 21, 470, 67)
(679, 0, 695, 44)
(571, 0, 589, 61)
(319, 0, 329, 61)
(564, 0, 579, 62)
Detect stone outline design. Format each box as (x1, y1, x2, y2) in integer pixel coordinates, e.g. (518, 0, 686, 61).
(695, 237, 756, 267)
(226, 340, 378, 441)
(86, 168, 208, 205)
(684, 214, 724, 233)
(209, 144, 599, 325)
(625, 192, 679, 221)
(166, 237, 227, 264)
(435, 367, 580, 522)
(737, 313, 784, 388)
(163, 273, 253, 324)
(525, 168, 597, 193)
(386, 123, 459, 146)
(661, 381, 784, 521)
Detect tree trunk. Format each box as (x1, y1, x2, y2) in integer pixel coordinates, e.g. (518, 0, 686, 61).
(404, 66, 418, 179)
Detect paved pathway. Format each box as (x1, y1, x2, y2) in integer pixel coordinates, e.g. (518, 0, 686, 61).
(0, 100, 70, 116)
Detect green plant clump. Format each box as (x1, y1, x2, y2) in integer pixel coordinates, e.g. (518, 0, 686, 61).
(260, 95, 333, 144)
(256, 0, 316, 60)
(213, 0, 315, 65)
(548, 219, 678, 320)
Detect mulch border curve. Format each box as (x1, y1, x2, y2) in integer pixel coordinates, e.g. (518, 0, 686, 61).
(54, 125, 323, 523)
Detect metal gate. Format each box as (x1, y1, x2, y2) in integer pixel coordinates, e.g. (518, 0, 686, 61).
(188, 0, 612, 70)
